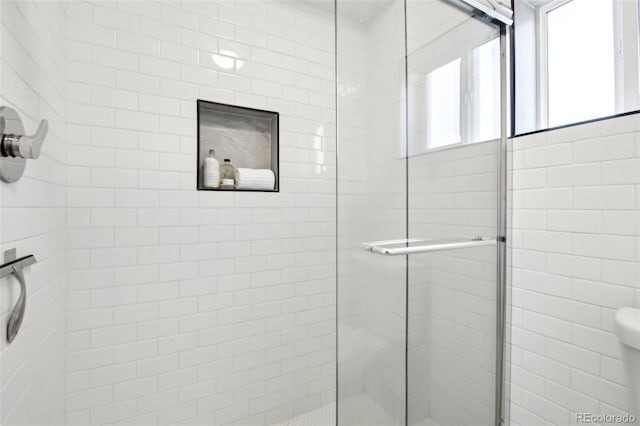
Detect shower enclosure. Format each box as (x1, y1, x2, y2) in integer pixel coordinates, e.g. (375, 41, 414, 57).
(0, 0, 512, 424)
(336, 1, 511, 425)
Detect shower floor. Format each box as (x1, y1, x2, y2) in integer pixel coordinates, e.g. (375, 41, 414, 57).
(274, 395, 441, 426)
(273, 402, 335, 426)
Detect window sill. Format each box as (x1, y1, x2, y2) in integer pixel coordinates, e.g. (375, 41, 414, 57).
(513, 109, 640, 139)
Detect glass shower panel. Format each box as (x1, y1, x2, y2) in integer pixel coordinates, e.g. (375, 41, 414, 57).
(337, 1, 507, 425)
(336, 0, 407, 424)
(406, 3, 502, 425)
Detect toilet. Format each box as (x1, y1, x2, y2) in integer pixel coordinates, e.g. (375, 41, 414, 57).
(614, 307, 640, 416)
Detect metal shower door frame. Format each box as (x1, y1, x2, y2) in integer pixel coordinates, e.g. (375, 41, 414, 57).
(334, 0, 512, 424)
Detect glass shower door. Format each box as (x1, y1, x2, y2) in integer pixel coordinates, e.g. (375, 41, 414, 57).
(336, 0, 408, 424)
(337, 0, 508, 425)
(405, 5, 504, 425)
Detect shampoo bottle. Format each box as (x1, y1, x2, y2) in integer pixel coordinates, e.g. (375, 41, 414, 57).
(203, 149, 220, 188)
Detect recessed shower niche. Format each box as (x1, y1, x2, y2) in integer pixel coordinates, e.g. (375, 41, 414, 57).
(197, 99, 279, 192)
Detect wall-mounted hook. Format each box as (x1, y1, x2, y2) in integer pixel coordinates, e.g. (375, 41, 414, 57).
(1, 249, 37, 343)
(0, 106, 49, 183)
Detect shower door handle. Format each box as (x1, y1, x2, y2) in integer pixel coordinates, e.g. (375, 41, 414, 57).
(363, 236, 497, 256)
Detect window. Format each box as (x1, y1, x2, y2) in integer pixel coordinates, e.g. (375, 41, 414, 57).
(471, 38, 501, 143)
(420, 41, 500, 152)
(544, 0, 616, 127)
(514, 0, 640, 134)
(423, 38, 500, 150)
(423, 39, 500, 150)
(426, 59, 462, 148)
(405, 19, 501, 156)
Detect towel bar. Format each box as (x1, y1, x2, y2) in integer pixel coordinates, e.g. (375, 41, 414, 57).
(363, 236, 497, 256)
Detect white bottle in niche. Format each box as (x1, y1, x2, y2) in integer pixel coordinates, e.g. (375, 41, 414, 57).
(203, 149, 220, 188)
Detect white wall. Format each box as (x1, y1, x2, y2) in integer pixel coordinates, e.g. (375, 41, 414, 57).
(509, 113, 640, 425)
(64, 1, 335, 425)
(0, 0, 68, 424)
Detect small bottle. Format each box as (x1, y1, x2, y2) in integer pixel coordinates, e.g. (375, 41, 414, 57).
(219, 159, 235, 189)
(203, 149, 220, 188)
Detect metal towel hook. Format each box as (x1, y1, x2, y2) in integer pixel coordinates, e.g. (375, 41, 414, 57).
(0, 106, 49, 183)
(1, 249, 37, 343)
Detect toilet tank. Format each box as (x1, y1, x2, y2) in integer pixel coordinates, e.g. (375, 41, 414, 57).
(614, 308, 640, 416)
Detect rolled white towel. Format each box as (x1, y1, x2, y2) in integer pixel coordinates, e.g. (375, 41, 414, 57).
(235, 168, 275, 190)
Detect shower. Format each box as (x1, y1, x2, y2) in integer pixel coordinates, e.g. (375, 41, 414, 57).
(4, 0, 638, 423)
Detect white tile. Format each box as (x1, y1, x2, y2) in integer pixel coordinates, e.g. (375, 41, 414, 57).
(114, 339, 158, 363)
(114, 376, 158, 401)
(572, 324, 620, 358)
(511, 120, 640, 423)
(546, 210, 601, 233)
(572, 279, 635, 308)
(90, 363, 137, 387)
(115, 110, 159, 132)
(523, 144, 572, 168)
(116, 70, 160, 95)
(68, 21, 116, 47)
(114, 302, 159, 324)
(572, 234, 636, 261)
(573, 134, 636, 163)
(117, 32, 161, 56)
(602, 158, 640, 184)
(546, 163, 601, 188)
(602, 210, 640, 235)
(571, 370, 627, 409)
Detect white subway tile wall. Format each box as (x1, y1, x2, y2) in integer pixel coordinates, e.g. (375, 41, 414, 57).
(63, 1, 335, 425)
(0, 0, 68, 424)
(509, 114, 640, 425)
